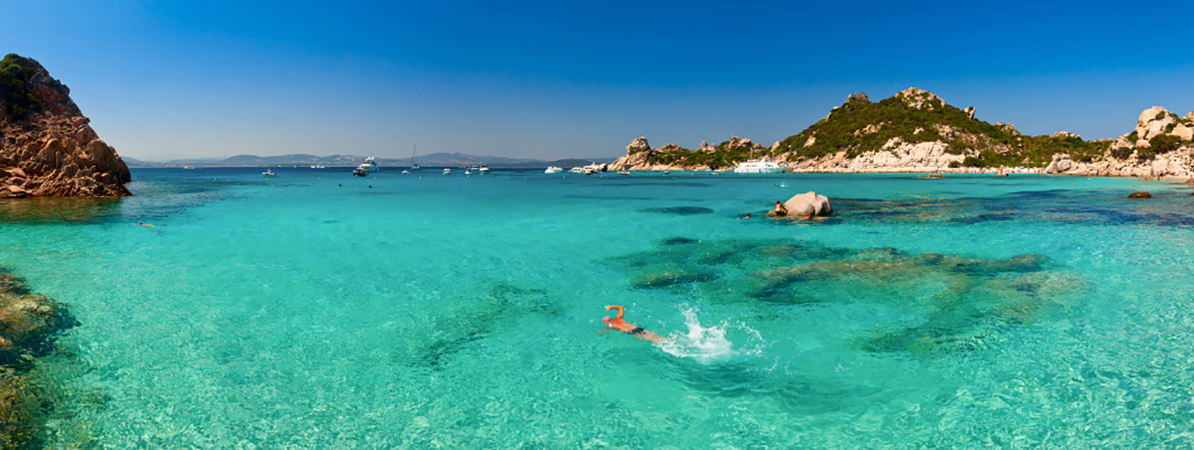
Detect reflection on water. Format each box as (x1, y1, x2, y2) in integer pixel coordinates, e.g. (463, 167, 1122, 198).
(0, 197, 122, 225)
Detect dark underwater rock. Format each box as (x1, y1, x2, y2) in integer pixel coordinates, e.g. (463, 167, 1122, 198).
(1128, 192, 1152, 198)
(0, 268, 77, 447)
(642, 206, 714, 216)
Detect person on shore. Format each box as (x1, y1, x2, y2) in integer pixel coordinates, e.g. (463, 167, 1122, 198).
(600, 305, 667, 343)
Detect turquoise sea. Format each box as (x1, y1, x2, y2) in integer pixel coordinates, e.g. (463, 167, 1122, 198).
(2, 167, 1194, 448)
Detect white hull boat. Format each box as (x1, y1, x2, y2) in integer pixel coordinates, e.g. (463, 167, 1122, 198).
(733, 158, 786, 174)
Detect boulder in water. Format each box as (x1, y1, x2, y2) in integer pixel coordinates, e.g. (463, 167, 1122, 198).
(779, 191, 833, 217)
(1128, 192, 1152, 199)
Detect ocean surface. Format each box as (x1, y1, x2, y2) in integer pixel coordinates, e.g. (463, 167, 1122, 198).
(2, 167, 1193, 448)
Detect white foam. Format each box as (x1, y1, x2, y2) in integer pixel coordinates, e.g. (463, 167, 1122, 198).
(657, 306, 750, 362)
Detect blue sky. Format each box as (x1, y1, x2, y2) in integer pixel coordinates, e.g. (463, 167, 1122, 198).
(4, 0, 1193, 160)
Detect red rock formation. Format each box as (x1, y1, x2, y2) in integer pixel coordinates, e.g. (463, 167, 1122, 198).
(1, 54, 130, 198)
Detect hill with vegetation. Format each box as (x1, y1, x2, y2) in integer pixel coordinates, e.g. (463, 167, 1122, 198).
(610, 87, 1194, 177)
(773, 88, 1115, 168)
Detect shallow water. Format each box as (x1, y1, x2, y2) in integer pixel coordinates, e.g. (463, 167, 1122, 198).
(2, 168, 1194, 448)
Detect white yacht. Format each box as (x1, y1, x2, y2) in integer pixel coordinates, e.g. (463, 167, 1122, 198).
(310, 165, 325, 169)
(263, 169, 278, 178)
(442, 168, 451, 175)
(733, 158, 787, 174)
(357, 156, 379, 173)
(545, 166, 564, 174)
(569, 167, 584, 174)
(478, 165, 490, 174)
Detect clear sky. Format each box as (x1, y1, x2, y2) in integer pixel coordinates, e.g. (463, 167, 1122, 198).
(4, 0, 1193, 161)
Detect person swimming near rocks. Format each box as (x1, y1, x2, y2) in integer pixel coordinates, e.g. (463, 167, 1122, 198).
(766, 200, 787, 217)
(136, 222, 155, 227)
(600, 305, 667, 342)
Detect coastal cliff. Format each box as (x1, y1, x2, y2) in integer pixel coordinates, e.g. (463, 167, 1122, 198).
(0, 54, 130, 198)
(611, 88, 1194, 177)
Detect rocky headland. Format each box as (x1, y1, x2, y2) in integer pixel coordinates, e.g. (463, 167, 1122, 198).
(611, 88, 1194, 179)
(1, 54, 130, 198)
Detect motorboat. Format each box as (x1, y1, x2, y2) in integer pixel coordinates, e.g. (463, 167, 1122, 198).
(583, 168, 594, 175)
(663, 169, 670, 174)
(401, 170, 410, 174)
(479, 165, 490, 174)
(443, 168, 451, 175)
(570, 167, 584, 174)
(617, 169, 630, 175)
(733, 157, 787, 174)
(352, 168, 367, 177)
(310, 165, 325, 169)
(545, 166, 563, 174)
(465, 168, 472, 175)
(357, 156, 379, 173)
(263, 169, 278, 178)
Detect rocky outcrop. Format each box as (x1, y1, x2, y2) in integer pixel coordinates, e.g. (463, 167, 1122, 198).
(0, 55, 130, 198)
(609, 135, 769, 171)
(781, 192, 832, 217)
(1042, 106, 1194, 178)
(1128, 192, 1152, 198)
(894, 87, 943, 110)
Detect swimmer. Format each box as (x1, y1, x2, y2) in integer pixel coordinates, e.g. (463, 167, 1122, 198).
(600, 305, 667, 343)
(137, 222, 155, 227)
(739, 213, 751, 219)
(772, 201, 788, 217)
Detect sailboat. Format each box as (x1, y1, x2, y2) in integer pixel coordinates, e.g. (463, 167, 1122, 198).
(410, 143, 420, 171)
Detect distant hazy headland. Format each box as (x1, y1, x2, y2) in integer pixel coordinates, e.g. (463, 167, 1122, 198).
(123, 153, 616, 169)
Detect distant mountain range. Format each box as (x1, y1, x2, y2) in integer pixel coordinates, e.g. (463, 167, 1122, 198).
(122, 153, 616, 168)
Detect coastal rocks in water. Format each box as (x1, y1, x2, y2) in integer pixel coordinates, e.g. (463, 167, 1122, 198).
(0, 54, 130, 197)
(1128, 192, 1152, 198)
(0, 268, 77, 446)
(780, 191, 832, 217)
(1044, 153, 1074, 174)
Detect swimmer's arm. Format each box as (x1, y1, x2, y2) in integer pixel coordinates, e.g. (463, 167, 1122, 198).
(605, 305, 624, 320)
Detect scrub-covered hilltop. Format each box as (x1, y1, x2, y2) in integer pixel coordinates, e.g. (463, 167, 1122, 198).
(774, 88, 1111, 171)
(0, 54, 130, 197)
(612, 88, 1194, 177)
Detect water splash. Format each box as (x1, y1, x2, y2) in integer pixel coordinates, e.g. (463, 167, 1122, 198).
(657, 306, 745, 362)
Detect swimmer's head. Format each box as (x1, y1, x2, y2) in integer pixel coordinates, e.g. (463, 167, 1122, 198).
(602, 316, 613, 324)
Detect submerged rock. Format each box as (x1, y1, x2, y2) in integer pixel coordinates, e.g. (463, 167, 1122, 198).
(606, 237, 1075, 357)
(1128, 192, 1152, 199)
(0, 268, 77, 447)
(642, 206, 714, 216)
